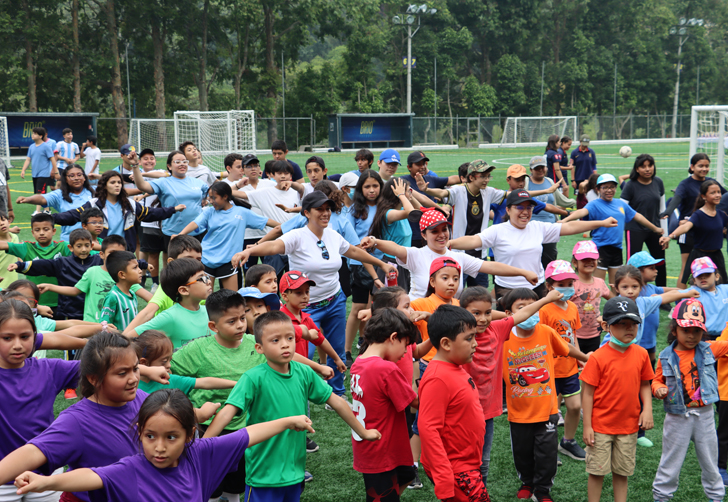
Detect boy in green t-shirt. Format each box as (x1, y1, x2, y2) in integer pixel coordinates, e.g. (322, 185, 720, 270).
(127, 258, 211, 348)
(80, 207, 105, 252)
(203, 311, 381, 499)
(38, 235, 152, 322)
(99, 250, 142, 331)
(0, 213, 71, 307)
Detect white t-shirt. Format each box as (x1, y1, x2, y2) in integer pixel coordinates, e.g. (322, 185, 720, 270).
(247, 186, 301, 226)
(479, 220, 562, 289)
(397, 246, 483, 300)
(586, 190, 598, 203)
(240, 180, 277, 239)
(281, 226, 351, 302)
(186, 165, 219, 186)
(83, 147, 101, 176)
(140, 170, 168, 229)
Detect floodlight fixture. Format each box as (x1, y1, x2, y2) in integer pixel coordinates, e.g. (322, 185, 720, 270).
(406, 4, 418, 13)
(678, 27, 688, 35)
(393, 15, 401, 24)
(669, 26, 677, 35)
(679, 17, 687, 25)
(429, 8, 437, 14)
(417, 4, 427, 13)
(406, 15, 415, 24)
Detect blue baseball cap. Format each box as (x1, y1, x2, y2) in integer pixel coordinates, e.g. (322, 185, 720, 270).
(379, 149, 401, 164)
(596, 173, 617, 186)
(238, 287, 280, 311)
(627, 251, 664, 268)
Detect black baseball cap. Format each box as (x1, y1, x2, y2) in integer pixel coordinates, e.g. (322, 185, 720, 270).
(139, 148, 155, 158)
(506, 189, 536, 207)
(306, 155, 326, 169)
(603, 296, 642, 325)
(242, 154, 259, 166)
(301, 191, 335, 213)
(407, 151, 430, 166)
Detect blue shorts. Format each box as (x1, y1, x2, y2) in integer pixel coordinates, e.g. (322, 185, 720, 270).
(555, 373, 581, 397)
(244, 483, 303, 502)
(411, 360, 428, 436)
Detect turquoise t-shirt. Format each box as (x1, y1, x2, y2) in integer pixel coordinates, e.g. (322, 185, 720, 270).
(136, 303, 210, 349)
(138, 373, 196, 395)
(105, 200, 124, 236)
(34, 314, 56, 332)
(382, 209, 413, 257)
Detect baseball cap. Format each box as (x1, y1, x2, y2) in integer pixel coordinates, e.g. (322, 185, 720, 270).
(139, 148, 155, 158)
(379, 149, 401, 164)
(467, 159, 495, 175)
(301, 192, 335, 213)
(407, 151, 429, 165)
(603, 296, 641, 326)
(338, 171, 360, 189)
(596, 173, 617, 186)
(429, 256, 461, 277)
(305, 155, 326, 169)
(529, 156, 547, 169)
(545, 260, 578, 281)
(691, 256, 717, 278)
(627, 251, 665, 268)
(242, 154, 259, 166)
(119, 144, 135, 155)
(671, 298, 707, 331)
(572, 241, 599, 260)
(418, 207, 451, 232)
(237, 287, 280, 311)
(580, 135, 591, 145)
(280, 270, 316, 292)
(506, 164, 527, 178)
(506, 189, 535, 207)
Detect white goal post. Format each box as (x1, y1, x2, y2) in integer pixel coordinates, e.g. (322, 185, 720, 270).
(129, 110, 256, 173)
(501, 116, 578, 146)
(689, 105, 728, 185)
(0, 117, 9, 168)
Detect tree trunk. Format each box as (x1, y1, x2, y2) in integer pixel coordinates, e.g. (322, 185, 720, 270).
(234, 22, 250, 110)
(23, 0, 37, 112)
(72, 0, 82, 112)
(152, 20, 166, 119)
(104, 0, 128, 145)
(264, 4, 277, 143)
(197, 0, 209, 111)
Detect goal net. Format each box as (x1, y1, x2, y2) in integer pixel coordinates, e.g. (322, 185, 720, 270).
(501, 116, 578, 146)
(129, 111, 256, 173)
(689, 105, 728, 185)
(0, 117, 9, 168)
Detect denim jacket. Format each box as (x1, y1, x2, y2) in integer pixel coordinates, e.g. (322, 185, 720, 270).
(658, 340, 719, 414)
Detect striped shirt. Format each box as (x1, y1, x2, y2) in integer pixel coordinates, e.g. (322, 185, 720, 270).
(100, 284, 138, 331)
(55, 141, 80, 170)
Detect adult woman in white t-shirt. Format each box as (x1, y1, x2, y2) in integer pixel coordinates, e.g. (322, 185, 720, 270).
(449, 190, 617, 300)
(359, 207, 539, 300)
(231, 191, 396, 398)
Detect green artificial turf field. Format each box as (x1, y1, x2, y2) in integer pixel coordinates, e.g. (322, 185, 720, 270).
(12, 140, 719, 501)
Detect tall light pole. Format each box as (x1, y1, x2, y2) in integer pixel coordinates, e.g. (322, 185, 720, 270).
(393, 4, 437, 114)
(670, 17, 703, 138)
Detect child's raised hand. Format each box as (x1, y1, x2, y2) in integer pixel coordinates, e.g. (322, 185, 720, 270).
(414, 173, 428, 192)
(287, 415, 315, 434)
(146, 366, 170, 385)
(654, 387, 668, 399)
(197, 402, 221, 422)
(37, 283, 52, 294)
(545, 289, 563, 302)
(315, 364, 335, 380)
(582, 425, 595, 448)
(524, 271, 539, 285)
(15, 471, 47, 494)
(360, 428, 382, 441)
(601, 217, 618, 227)
(685, 289, 701, 298)
(357, 309, 372, 322)
(174, 204, 186, 212)
(639, 410, 654, 431)
(15, 196, 28, 204)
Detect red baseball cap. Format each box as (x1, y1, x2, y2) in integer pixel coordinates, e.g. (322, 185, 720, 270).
(418, 208, 451, 233)
(280, 271, 316, 292)
(429, 256, 461, 276)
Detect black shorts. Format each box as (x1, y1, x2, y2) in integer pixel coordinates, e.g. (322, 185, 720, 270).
(32, 177, 54, 194)
(578, 337, 601, 355)
(205, 262, 238, 279)
(678, 229, 695, 255)
(554, 374, 581, 397)
(162, 231, 204, 254)
(362, 466, 416, 502)
(597, 244, 623, 270)
(139, 227, 165, 254)
(198, 425, 246, 497)
(350, 264, 375, 304)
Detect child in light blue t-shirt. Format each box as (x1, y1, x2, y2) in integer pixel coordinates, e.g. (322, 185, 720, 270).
(687, 256, 728, 339)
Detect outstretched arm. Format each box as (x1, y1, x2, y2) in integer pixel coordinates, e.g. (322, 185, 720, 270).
(202, 404, 238, 438)
(15, 469, 103, 496)
(131, 164, 155, 194)
(359, 236, 408, 263)
(560, 207, 589, 223)
(0, 445, 48, 485)
(448, 235, 483, 251)
(231, 240, 286, 268)
(246, 416, 315, 447)
(560, 217, 617, 236)
(632, 212, 663, 234)
(477, 261, 538, 286)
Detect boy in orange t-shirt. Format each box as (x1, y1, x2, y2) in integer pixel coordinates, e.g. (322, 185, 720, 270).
(580, 296, 654, 502)
(501, 287, 589, 502)
(541, 260, 585, 462)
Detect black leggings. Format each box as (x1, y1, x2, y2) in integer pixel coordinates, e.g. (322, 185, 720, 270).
(626, 229, 666, 287)
(363, 466, 416, 502)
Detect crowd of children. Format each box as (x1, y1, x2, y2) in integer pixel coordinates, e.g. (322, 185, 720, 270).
(3, 134, 728, 502)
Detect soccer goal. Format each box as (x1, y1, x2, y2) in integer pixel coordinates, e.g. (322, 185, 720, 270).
(129, 119, 176, 156)
(689, 105, 728, 185)
(500, 116, 578, 146)
(0, 117, 9, 167)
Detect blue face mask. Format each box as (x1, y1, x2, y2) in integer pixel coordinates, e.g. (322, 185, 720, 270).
(517, 312, 540, 330)
(555, 286, 575, 301)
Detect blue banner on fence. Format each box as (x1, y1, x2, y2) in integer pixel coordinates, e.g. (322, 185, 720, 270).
(340, 117, 392, 142)
(6, 116, 95, 149)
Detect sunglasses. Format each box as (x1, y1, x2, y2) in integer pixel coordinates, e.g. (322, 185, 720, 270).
(317, 240, 330, 260)
(514, 204, 534, 212)
(184, 274, 211, 287)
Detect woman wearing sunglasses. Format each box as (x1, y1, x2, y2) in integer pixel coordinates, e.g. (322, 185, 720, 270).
(450, 190, 618, 302)
(232, 191, 396, 398)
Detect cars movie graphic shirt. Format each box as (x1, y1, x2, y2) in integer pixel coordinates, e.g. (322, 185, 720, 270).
(502, 324, 569, 423)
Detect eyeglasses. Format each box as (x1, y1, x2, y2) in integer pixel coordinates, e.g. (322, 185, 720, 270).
(21, 296, 38, 307)
(514, 204, 534, 212)
(317, 240, 330, 260)
(184, 274, 211, 287)
(600, 186, 616, 192)
(481, 175, 492, 181)
(172, 160, 190, 165)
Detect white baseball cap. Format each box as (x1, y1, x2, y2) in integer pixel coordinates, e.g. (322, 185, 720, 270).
(338, 171, 360, 189)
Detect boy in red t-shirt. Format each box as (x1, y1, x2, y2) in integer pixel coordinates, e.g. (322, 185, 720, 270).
(461, 286, 562, 486)
(501, 288, 590, 502)
(419, 304, 490, 502)
(541, 260, 586, 462)
(350, 308, 420, 502)
(580, 296, 654, 502)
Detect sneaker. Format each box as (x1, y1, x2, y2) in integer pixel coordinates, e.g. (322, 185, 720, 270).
(64, 388, 77, 399)
(345, 351, 353, 368)
(150, 284, 159, 294)
(407, 470, 423, 490)
(557, 411, 564, 426)
(502, 403, 508, 414)
(558, 438, 586, 461)
(304, 471, 313, 482)
(720, 468, 728, 485)
(557, 454, 562, 467)
(306, 437, 319, 453)
(43, 208, 52, 214)
(324, 403, 334, 411)
(637, 436, 654, 448)
(516, 484, 533, 499)
(31, 211, 41, 216)
(534, 493, 554, 502)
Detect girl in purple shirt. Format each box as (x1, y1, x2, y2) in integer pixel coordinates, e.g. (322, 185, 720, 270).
(14, 389, 313, 502)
